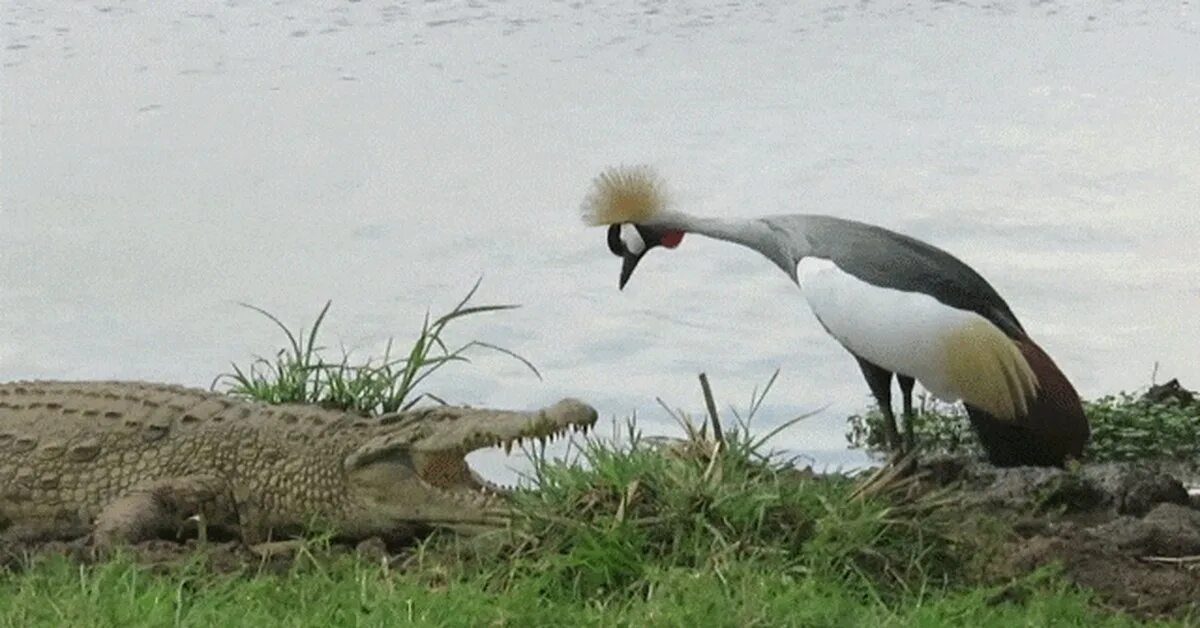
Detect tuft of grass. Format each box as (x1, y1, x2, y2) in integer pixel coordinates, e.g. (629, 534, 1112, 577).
(211, 279, 540, 415)
(412, 373, 991, 607)
(845, 386, 1200, 464)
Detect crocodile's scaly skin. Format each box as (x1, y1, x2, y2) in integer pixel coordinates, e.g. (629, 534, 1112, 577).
(0, 381, 596, 546)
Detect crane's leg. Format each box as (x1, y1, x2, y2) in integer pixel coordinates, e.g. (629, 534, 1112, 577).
(898, 374, 916, 453)
(853, 356, 902, 455)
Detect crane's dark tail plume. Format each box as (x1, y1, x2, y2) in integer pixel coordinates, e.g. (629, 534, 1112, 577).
(966, 338, 1090, 467)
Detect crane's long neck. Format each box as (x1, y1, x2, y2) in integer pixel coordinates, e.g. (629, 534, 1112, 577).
(650, 211, 803, 280)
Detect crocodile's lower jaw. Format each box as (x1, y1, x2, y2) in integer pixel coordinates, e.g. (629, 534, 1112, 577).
(414, 451, 508, 500)
(407, 454, 510, 523)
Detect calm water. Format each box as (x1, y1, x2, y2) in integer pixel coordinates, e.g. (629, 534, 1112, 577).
(3, 1, 1198, 481)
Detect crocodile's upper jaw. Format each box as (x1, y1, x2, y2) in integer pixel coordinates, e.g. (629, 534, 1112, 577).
(413, 398, 598, 494)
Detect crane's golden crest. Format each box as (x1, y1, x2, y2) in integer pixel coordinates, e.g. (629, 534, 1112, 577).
(580, 165, 667, 226)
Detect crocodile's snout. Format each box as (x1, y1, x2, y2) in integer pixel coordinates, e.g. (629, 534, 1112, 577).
(412, 398, 598, 491)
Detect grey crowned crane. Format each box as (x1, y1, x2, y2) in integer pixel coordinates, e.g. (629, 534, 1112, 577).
(581, 165, 1089, 467)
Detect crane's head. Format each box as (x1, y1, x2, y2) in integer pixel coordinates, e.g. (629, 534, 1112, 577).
(580, 165, 685, 289)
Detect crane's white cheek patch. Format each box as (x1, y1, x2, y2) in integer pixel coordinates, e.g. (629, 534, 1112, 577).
(794, 257, 1035, 417)
(619, 223, 646, 255)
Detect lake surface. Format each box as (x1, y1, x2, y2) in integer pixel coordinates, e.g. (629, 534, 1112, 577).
(3, 1, 1198, 481)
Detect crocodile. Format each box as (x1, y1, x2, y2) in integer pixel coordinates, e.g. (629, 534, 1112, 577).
(0, 381, 597, 548)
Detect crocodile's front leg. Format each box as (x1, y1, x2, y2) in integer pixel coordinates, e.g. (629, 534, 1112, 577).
(92, 475, 239, 548)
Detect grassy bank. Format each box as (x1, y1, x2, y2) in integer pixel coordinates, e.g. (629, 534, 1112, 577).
(0, 553, 1139, 627)
(0, 405, 1181, 626)
(2, 290, 1195, 626)
(0, 423, 1162, 627)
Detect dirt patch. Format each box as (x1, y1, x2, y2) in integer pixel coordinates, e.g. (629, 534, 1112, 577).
(1002, 528, 1200, 617)
(925, 458, 1200, 619)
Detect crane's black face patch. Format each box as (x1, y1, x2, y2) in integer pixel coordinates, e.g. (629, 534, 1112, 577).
(606, 224, 626, 256)
(605, 224, 685, 290)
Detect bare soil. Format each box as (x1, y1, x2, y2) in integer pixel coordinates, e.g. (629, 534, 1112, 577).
(925, 458, 1200, 618)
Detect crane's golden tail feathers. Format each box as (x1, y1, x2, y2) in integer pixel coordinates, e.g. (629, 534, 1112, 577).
(942, 319, 1039, 421)
(965, 338, 1090, 467)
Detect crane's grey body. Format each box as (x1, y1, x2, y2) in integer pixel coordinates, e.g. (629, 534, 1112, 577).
(773, 215, 1025, 338)
(672, 212, 1024, 338)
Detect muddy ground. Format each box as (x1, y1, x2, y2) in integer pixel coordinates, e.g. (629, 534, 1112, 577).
(2, 460, 1199, 619)
(924, 458, 1200, 618)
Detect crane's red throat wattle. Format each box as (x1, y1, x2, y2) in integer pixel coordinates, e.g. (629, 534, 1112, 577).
(661, 230, 684, 248)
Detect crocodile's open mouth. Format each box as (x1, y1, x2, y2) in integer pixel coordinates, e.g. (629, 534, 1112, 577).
(410, 399, 598, 501)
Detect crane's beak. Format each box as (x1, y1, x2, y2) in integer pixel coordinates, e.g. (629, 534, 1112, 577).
(609, 223, 678, 291)
(618, 252, 644, 290)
